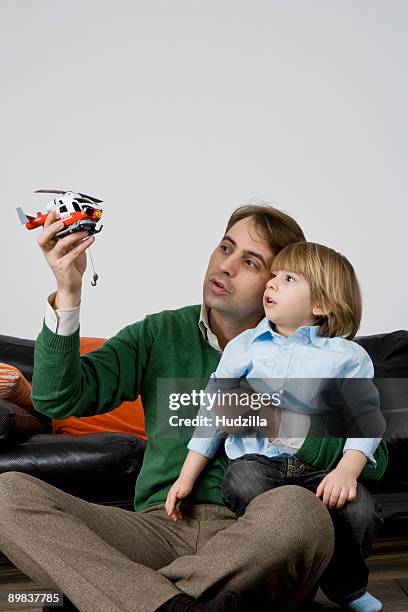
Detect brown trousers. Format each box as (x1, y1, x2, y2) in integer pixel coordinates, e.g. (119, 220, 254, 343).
(0, 472, 334, 612)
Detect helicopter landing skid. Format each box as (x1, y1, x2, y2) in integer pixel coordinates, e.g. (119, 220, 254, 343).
(54, 220, 104, 240)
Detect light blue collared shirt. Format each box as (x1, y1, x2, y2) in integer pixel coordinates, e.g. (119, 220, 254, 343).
(188, 318, 383, 468)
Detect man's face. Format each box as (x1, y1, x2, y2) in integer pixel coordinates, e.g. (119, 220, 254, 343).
(203, 217, 274, 322)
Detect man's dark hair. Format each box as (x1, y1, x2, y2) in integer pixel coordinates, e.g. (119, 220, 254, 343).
(225, 203, 306, 258)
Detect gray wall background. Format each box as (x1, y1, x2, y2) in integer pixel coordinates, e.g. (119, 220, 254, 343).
(2, 0, 407, 340)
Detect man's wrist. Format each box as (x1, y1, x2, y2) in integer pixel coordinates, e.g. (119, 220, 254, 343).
(54, 290, 81, 310)
(45, 292, 80, 336)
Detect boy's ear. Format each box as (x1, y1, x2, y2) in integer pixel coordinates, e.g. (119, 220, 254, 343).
(312, 304, 330, 317)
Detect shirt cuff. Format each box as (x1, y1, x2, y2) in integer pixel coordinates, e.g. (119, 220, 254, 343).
(44, 292, 81, 336)
(343, 438, 382, 469)
(187, 437, 219, 459)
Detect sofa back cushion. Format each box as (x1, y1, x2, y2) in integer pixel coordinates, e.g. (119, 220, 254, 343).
(356, 330, 408, 440)
(356, 330, 408, 487)
(356, 330, 408, 378)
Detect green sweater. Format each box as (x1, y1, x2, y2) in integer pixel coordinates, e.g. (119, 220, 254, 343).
(32, 305, 388, 511)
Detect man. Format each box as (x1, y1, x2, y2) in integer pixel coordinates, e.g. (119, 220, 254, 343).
(0, 204, 335, 612)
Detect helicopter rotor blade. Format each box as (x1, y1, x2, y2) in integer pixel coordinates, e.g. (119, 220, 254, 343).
(34, 189, 67, 195)
(75, 198, 94, 204)
(35, 189, 103, 204)
(78, 192, 103, 204)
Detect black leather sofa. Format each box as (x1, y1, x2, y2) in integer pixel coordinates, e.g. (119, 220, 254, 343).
(0, 334, 145, 510)
(0, 331, 407, 528)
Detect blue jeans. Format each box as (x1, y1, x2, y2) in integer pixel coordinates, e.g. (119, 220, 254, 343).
(221, 454, 384, 605)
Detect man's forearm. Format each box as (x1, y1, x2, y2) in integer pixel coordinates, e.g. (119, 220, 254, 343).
(32, 322, 83, 418)
(213, 386, 282, 435)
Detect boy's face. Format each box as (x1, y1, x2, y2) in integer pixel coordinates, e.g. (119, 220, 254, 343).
(263, 270, 319, 333)
(203, 217, 274, 323)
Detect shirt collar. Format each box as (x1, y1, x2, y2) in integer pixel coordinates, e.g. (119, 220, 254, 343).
(251, 317, 327, 348)
(198, 304, 222, 352)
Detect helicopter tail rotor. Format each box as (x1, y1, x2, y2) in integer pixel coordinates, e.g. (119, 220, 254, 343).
(16, 207, 33, 224)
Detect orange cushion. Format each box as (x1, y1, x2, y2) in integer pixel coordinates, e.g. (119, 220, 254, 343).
(0, 363, 32, 408)
(52, 337, 146, 440)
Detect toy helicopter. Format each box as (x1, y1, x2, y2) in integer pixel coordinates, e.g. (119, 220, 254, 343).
(17, 189, 103, 286)
(16, 189, 103, 238)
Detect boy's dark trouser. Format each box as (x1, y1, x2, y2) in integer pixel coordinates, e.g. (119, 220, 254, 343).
(0, 471, 334, 612)
(221, 454, 384, 605)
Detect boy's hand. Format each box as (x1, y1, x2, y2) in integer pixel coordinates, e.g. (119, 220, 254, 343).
(165, 479, 193, 521)
(315, 467, 357, 510)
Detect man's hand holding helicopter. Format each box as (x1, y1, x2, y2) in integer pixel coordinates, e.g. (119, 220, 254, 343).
(37, 208, 95, 309)
(17, 189, 103, 301)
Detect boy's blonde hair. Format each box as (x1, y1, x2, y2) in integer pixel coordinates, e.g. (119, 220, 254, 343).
(271, 242, 362, 339)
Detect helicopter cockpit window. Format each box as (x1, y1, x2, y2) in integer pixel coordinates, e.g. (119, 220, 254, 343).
(72, 203, 81, 212)
(59, 205, 68, 213)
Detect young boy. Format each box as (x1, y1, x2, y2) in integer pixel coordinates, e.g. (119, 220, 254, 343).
(166, 242, 387, 612)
